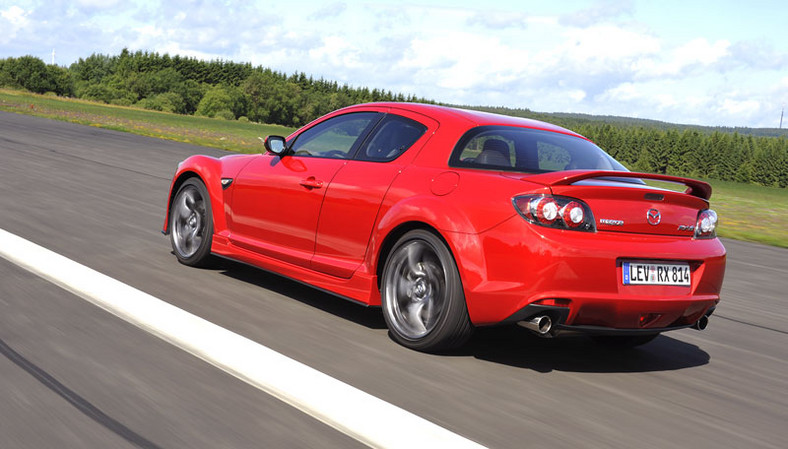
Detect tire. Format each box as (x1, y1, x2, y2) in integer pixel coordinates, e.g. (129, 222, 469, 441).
(169, 178, 214, 267)
(381, 230, 473, 352)
(591, 334, 659, 348)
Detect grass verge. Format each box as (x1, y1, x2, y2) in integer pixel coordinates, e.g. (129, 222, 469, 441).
(706, 179, 787, 248)
(0, 88, 295, 153)
(1, 88, 785, 248)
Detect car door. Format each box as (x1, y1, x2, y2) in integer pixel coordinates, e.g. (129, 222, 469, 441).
(311, 112, 436, 278)
(227, 112, 383, 268)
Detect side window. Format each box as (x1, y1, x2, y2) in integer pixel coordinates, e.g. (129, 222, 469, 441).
(290, 112, 381, 159)
(357, 115, 427, 162)
(537, 142, 570, 171)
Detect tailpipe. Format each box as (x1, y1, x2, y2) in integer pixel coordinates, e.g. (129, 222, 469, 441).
(518, 315, 553, 336)
(693, 314, 709, 331)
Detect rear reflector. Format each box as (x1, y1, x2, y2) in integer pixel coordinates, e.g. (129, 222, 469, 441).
(535, 298, 571, 307)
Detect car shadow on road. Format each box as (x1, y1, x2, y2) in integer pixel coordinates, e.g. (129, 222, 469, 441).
(457, 325, 710, 373)
(197, 256, 710, 372)
(212, 257, 388, 330)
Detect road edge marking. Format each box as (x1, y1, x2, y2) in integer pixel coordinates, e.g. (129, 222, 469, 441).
(0, 228, 485, 449)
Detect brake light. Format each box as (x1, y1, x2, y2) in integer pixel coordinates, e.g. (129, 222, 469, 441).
(694, 209, 718, 239)
(513, 195, 596, 232)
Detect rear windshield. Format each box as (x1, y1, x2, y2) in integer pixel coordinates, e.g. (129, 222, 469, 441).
(449, 126, 627, 174)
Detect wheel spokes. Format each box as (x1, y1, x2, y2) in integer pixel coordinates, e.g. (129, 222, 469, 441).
(405, 301, 428, 335)
(384, 240, 447, 340)
(406, 243, 426, 276)
(172, 186, 206, 258)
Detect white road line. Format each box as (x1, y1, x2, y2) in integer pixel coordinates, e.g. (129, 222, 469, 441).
(0, 228, 485, 449)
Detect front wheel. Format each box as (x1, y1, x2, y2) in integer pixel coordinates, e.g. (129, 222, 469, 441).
(381, 230, 473, 352)
(170, 178, 213, 267)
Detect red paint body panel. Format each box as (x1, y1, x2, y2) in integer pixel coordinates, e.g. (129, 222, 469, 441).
(460, 216, 725, 325)
(164, 102, 726, 333)
(228, 155, 344, 268)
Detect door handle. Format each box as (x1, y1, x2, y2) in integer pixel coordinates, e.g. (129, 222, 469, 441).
(299, 177, 324, 189)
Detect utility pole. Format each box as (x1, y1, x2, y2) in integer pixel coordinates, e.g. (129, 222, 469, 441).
(781, 104, 785, 129)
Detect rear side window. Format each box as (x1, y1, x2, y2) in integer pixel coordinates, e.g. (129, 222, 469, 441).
(449, 126, 627, 173)
(356, 115, 427, 162)
(537, 141, 571, 171)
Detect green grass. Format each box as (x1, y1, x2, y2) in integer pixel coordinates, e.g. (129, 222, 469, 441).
(643, 178, 787, 248)
(2, 89, 786, 248)
(0, 88, 295, 153)
(705, 179, 788, 248)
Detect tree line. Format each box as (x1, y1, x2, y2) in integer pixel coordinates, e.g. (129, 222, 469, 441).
(1, 50, 786, 188)
(1, 49, 430, 127)
(576, 124, 787, 187)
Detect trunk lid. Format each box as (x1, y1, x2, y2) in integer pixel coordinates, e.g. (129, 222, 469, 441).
(510, 170, 711, 237)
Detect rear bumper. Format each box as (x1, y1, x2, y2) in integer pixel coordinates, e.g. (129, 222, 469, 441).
(451, 215, 726, 328)
(503, 304, 716, 336)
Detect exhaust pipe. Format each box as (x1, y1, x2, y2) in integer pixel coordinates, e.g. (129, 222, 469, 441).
(518, 315, 553, 336)
(693, 314, 709, 331)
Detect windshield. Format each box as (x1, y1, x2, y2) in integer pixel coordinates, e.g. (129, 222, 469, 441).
(449, 126, 628, 174)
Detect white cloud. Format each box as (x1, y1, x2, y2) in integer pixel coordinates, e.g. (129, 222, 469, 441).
(466, 10, 529, 29)
(75, 0, 122, 8)
(398, 31, 532, 91)
(1, 5, 29, 40)
(309, 36, 363, 72)
(1, 5, 28, 24)
(559, 0, 635, 28)
(634, 38, 730, 78)
(719, 98, 761, 117)
(1, 0, 785, 127)
(309, 2, 347, 19)
(559, 25, 661, 70)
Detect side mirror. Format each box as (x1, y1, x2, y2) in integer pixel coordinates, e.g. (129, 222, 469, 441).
(262, 135, 288, 156)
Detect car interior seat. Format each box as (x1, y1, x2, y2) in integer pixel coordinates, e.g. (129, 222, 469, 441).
(476, 138, 512, 167)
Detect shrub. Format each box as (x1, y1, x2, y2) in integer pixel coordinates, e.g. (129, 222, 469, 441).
(215, 109, 235, 120)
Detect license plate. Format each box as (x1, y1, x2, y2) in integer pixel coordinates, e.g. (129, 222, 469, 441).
(623, 262, 690, 286)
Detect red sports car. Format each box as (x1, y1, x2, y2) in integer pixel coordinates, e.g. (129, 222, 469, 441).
(164, 102, 725, 352)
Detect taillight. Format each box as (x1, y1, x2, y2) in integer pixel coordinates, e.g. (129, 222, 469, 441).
(561, 201, 585, 228)
(694, 209, 718, 238)
(513, 195, 596, 232)
(534, 197, 559, 224)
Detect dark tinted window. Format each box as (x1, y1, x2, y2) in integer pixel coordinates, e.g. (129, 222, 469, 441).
(449, 126, 627, 173)
(356, 115, 427, 162)
(290, 112, 381, 159)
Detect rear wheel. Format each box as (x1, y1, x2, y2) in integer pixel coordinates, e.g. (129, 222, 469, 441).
(591, 334, 659, 348)
(381, 230, 473, 352)
(170, 178, 213, 267)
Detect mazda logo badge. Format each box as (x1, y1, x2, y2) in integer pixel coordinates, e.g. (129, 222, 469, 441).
(647, 209, 661, 226)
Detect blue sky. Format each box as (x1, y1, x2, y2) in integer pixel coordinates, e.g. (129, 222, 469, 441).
(1, 0, 787, 127)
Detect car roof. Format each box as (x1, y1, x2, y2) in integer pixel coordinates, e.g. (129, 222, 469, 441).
(343, 102, 585, 139)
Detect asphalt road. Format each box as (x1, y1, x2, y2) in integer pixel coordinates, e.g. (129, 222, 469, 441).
(1, 111, 786, 448)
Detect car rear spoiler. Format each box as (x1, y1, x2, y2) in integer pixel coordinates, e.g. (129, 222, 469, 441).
(520, 170, 712, 200)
